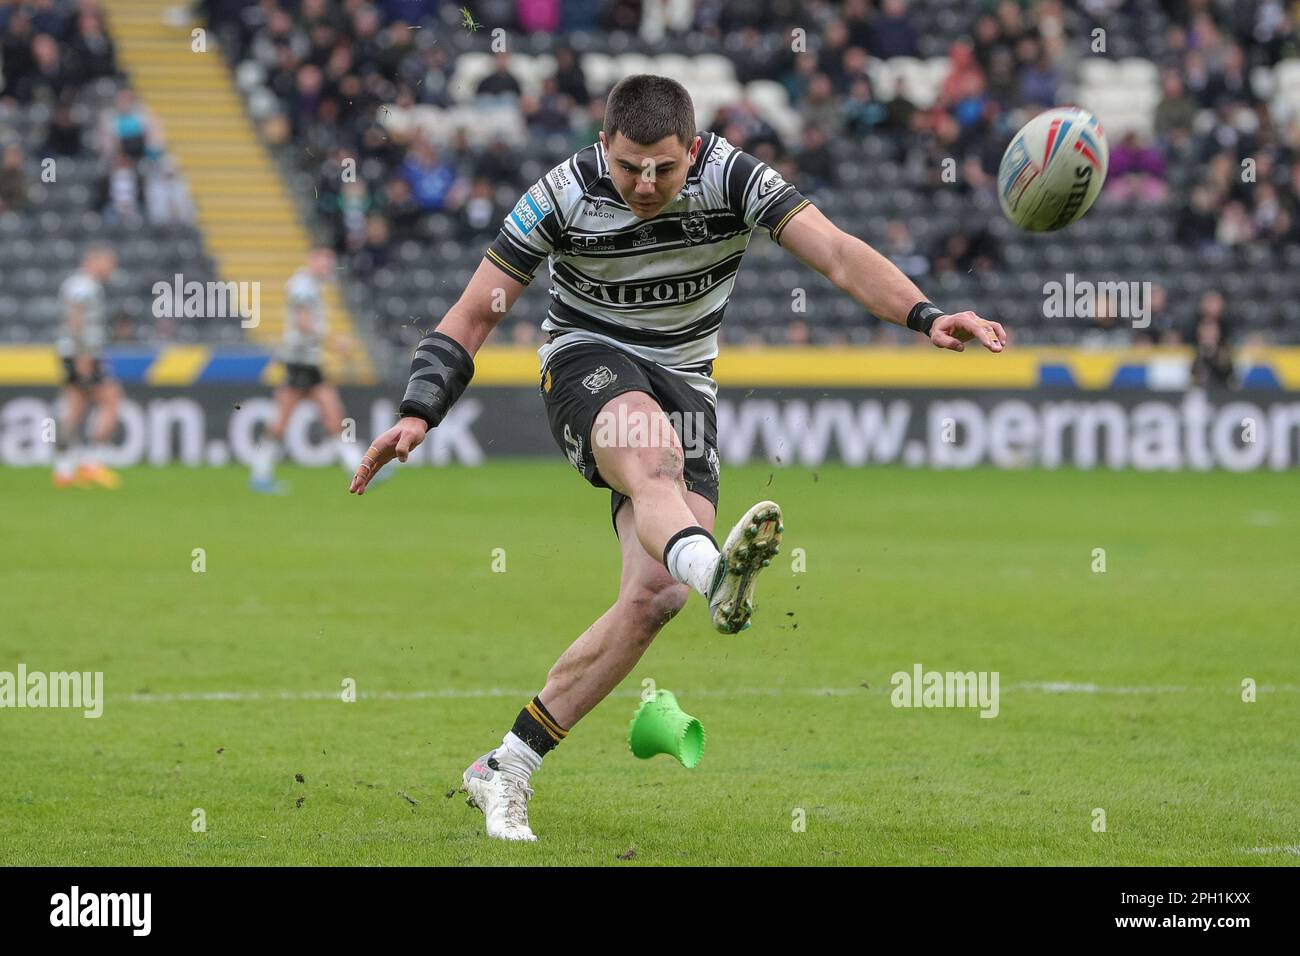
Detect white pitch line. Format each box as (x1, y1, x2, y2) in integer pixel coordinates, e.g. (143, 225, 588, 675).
(1242, 846, 1300, 856)
(116, 683, 1299, 704)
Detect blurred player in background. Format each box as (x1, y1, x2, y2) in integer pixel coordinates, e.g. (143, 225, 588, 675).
(250, 247, 366, 493)
(53, 245, 123, 489)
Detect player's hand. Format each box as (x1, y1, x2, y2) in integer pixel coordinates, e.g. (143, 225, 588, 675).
(74, 356, 94, 378)
(929, 312, 1007, 353)
(349, 416, 428, 494)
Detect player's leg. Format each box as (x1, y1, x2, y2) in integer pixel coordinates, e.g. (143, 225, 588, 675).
(77, 370, 123, 489)
(540, 489, 714, 727)
(251, 384, 301, 491)
(53, 382, 87, 487)
(310, 381, 363, 472)
(593, 388, 783, 634)
(590, 389, 703, 563)
(460, 490, 713, 842)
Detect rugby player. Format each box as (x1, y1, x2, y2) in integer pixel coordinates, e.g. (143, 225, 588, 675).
(350, 75, 1007, 841)
(251, 247, 365, 492)
(53, 245, 123, 489)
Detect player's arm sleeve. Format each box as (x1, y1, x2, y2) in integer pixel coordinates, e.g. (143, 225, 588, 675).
(483, 178, 562, 286)
(723, 148, 812, 246)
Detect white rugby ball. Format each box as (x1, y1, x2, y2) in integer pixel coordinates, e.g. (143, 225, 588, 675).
(997, 107, 1108, 232)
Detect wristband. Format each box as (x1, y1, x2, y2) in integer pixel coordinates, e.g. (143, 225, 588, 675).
(397, 331, 475, 428)
(906, 301, 944, 336)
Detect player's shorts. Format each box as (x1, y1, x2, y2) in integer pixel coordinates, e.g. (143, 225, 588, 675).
(284, 363, 325, 390)
(61, 357, 110, 387)
(539, 341, 721, 536)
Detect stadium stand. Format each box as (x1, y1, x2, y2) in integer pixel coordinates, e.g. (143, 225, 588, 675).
(5, 0, 1300, 373)
(0, 0, 219, 345)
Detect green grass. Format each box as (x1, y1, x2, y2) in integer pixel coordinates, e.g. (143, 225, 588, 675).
(1, 463, 1297, 866)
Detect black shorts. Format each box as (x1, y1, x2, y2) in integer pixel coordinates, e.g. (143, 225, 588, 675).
(539, 342, 720, 536)
(284, 363, 325, 390)
(62, 357, 109, 387)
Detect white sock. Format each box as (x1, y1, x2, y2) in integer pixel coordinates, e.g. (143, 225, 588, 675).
(84, 444, 107, 468)
(252, 436, 281, 482)
(336, 436, 363, 471)
(495, 731, 543, 781)
(54, 446, 78, 478)
(665, 532, 721, 599)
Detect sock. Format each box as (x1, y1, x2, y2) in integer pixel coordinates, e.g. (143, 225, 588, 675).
(252, 435, 281, 482)
(664, 525, 721, 599)
(495, 696, 567, 781)
(336, 435, 363, 471)
(54, 446, 78, 478)
(54, 428, 78, 478)
(84, 444, 107, 468)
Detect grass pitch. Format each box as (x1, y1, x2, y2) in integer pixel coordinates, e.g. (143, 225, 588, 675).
(1, 462, 1296, 866)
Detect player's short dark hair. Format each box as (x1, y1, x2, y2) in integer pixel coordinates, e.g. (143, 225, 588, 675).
(604, 74, 696, 148)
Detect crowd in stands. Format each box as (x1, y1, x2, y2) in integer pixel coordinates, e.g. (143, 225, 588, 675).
(1, 0, 195, 226)
(197, 0, 1300, 366)
(7, 0, 1300, 373)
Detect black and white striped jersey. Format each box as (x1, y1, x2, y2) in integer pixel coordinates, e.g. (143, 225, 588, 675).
(485, 132, 811, 401)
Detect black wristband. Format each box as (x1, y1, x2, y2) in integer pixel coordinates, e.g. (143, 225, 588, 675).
(398, 331, 475, 428)
(906, 301, 944, 336)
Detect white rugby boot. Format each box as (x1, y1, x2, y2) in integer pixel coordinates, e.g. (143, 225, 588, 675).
(459, 751, 538, 842)
(707, 500, 783, 633)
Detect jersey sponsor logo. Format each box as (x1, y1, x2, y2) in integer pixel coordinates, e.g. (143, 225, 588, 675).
(632, 224, 656, 247)
(582, 198, 616, 219)
(570, 234, 616, 252)
(548, 165, 573, 192)
(581, 365, 618, 393)
(510, 184, 554, 235)
(555, 253, 742, 308)
(707, 140, 733, 165)
(563, 423, 585, 472)
(682, 211, 708, 244)
(758, 169, 787, 197)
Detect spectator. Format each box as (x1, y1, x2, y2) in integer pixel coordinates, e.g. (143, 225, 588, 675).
(43, 101, 84, 156)
(352, 214, 393, 273)
(870, 0, 920, 59)
(795, 125, 835, 191)
(0, 144, 28, 212)
(1190, 297, 1235, 388)
(99, 88, 160, 161)
(883, 219, 929, 280)
(100, 151, 144, 226)
(69, 10, 116, 82)
(1154, 70, 1198, 139)
(552, 46, 590, 107)
(381, 175, 422, 240)
(399, 136, 461, 213)
(1016, 38, 1058, 108)
(459, 176, 499, 237)
(1106, 131, 1169, 204)
(476, 51, 522, 99)
(144, 154, 195, 226)
(843, 76, 887, 139)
